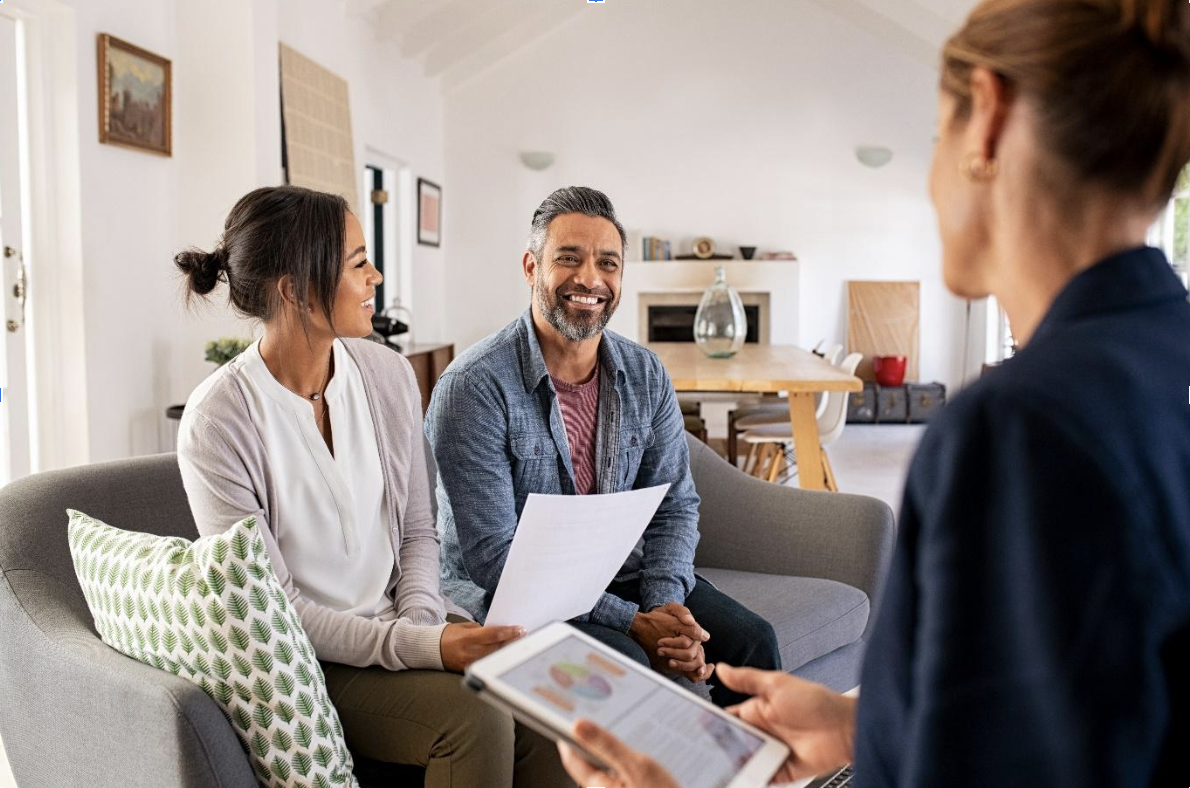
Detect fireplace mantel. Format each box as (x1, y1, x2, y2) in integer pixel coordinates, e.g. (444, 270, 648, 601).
(607, 260, 799, 346)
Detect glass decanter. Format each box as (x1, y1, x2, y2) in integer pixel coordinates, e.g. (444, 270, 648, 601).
(693, 265, 747, 358)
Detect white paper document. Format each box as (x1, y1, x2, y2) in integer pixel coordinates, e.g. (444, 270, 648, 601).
(484, 483, 671, 632)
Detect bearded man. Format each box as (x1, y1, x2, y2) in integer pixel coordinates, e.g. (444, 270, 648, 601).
(424, 187, 780, 706)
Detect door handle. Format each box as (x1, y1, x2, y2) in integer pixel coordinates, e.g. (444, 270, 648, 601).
(5, 246, 25, 333)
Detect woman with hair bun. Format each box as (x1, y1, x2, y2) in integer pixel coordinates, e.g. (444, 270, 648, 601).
(558, 1, 1190, 786)
(175, 185, 570, 788)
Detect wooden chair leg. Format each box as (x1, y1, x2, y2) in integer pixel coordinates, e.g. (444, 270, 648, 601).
(750, 444, 766, 478)
(766, 446, 785, 483)
(821, 449, 838, 492)
(728, 411, 739, 466)
(753, 444, 773, 478)
(743, 443, 758, 475)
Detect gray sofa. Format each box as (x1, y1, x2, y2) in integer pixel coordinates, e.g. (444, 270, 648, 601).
(0, 435, 894, 788)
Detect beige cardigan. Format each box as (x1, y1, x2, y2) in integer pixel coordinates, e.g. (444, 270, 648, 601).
(177, 338, 448, 671)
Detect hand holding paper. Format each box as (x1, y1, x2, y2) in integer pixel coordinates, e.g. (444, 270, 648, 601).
(485, 484, 671, 632)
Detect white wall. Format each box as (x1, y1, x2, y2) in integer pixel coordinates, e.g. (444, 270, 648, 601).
(59, 0, 180, 462)
(272, 0, 448, 344)
(46, 0, 445, 463)
(443, 0, 974, 391)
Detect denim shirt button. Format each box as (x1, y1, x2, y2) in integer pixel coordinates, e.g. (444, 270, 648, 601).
(534, 445, 541, 456)
(631, 436, 638, 446)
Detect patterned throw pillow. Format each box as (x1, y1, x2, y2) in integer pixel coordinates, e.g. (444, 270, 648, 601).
(67, 510, 359, 788)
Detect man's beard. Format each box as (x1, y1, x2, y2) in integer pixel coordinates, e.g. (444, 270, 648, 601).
(535, 271, 618, 342)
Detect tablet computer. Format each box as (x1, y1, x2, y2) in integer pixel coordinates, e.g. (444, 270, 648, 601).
(463, 622, 790, 788)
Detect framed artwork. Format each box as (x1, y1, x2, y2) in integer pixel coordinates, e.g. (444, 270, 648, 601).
(418, 178, 441, 247)
(97, 34, 172, 156)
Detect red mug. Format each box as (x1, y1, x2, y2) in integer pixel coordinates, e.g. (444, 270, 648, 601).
(873, 355, 907, 387)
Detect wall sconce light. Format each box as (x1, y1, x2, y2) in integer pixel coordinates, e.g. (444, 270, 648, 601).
(855, 146, 894, 168)
(519, 151, 556, 171)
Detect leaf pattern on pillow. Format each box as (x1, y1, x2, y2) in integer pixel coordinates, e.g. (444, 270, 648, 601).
(68, 511, 359, 788)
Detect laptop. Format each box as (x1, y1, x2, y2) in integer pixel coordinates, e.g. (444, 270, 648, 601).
(803, 764, 854, 787)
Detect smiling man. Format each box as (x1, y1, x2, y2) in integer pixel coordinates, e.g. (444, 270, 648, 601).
(424, 187, 780, 706)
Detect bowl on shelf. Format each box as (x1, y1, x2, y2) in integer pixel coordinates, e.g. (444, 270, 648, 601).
(872, 356, 907, 387)
(738, 246, 757, 260)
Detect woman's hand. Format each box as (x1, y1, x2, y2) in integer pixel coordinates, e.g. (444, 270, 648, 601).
(719, 664, 856, 783)
(439, 622, 525, 673)
(559, 719, 682, 788)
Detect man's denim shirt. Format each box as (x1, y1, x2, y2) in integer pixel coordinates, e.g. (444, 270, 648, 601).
(424, 309, 701, 633)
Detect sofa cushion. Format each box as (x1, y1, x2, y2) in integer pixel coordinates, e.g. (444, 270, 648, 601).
(696, 567, 869, 671)
(67, 511, 359, 788)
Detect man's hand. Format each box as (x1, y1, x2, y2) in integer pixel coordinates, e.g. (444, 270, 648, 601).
(656, 634, 714, 682)
(629, 602, 710, 677)
(719, 664, 856, 783)
(439, 622, 525, 673)
(558, 719, 682, 788)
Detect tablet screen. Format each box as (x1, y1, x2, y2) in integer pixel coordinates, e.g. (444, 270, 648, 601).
(497, 635, 764, 788)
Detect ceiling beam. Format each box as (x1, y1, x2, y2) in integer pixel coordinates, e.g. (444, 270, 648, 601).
(803, 0, 943, 68)
(375, 0, 442, 46)
(441, 2, 583, 92)
(855, 0, 957, 47)
(396, 0, 502, 59)
(344, 0, 388, 18)
(423, 0, 568, 78)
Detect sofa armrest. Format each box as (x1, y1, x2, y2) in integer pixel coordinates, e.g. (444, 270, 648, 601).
(687, 436, 896, 623)
(0, 568, 258, 788)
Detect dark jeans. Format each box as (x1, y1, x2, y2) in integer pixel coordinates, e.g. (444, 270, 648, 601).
(572, 577, 781, 707)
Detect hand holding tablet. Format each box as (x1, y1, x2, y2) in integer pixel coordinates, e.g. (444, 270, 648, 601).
(463, 622, 790, 788)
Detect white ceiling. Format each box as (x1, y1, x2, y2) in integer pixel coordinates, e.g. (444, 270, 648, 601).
(345, 0, 980, 91)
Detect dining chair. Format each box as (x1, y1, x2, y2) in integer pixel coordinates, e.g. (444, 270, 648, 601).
(742, 352, 864, 490)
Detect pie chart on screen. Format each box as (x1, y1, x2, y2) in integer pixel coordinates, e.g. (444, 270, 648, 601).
(549, 662, 612, 700)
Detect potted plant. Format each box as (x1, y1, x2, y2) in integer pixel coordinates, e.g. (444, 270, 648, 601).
(204, 337, 251, 366)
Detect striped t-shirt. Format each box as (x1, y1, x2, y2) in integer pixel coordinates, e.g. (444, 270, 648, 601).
(551, 367, 600, 495)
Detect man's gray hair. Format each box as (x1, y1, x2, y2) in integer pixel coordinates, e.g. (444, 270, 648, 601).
(526, 186, 628, 261)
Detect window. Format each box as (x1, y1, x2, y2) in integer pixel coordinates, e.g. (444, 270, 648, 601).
(1149, 164, 1190, 287)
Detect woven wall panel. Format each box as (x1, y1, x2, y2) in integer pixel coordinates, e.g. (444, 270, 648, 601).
(847, 280, 920, 382)
(279, 44, 358, 215)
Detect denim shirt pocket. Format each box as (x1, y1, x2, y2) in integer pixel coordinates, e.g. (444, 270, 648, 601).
(509, 432, 563, 503)
(618, 424, 655, 489)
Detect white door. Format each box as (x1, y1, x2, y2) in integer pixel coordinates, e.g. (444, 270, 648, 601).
(0, 13, 32, 485)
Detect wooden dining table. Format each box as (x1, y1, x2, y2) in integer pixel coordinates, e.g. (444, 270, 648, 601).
(648, 343, 863, 491)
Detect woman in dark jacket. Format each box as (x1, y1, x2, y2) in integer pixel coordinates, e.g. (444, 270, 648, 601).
(560, 1, 1190, 786)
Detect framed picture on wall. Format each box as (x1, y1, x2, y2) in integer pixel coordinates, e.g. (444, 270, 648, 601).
(418, 177, 441, 247)
(97, 34, 172, 156)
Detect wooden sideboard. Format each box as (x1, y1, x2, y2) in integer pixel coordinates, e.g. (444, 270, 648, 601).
(164, 342, 456, 442)
(399, 342, 454, 413)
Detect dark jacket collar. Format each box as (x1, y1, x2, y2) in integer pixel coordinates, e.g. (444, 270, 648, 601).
(1032, 246, 1187, 344)
(515, 308, 628, 394)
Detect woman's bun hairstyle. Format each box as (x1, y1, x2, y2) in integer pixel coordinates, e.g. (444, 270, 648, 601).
(174, 246, 227, 297)
(174, 186, 350, 330)
(943, 0, 1190, 206)
(1119, 0, 1190, 61)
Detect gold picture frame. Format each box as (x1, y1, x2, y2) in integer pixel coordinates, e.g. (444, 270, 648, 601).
(97, 34, 172, 156)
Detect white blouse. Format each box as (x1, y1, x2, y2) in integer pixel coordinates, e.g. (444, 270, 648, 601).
(233, 338, 396, 617)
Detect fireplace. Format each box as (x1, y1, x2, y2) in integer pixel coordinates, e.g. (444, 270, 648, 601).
(647, 305, 761, 343)
(638, 291, 771, 344)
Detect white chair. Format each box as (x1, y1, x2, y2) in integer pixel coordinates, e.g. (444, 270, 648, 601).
(727, 342, 845, 465)
(735, 345, 849, 436)
(742, 352, 863, 490)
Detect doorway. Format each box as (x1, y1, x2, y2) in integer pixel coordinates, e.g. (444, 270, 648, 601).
(0, 0, 89, 485)
(0, 12, 32, 485)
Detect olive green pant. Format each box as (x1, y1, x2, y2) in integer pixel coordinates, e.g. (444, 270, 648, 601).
(322, 661, 574, 788)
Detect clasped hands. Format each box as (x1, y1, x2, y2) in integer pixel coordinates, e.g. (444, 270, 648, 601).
(439, 601, 715, 680)
(629, 601, 714, 683)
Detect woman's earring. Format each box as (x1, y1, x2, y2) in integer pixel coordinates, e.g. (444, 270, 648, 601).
(961, 153, 999, 182)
